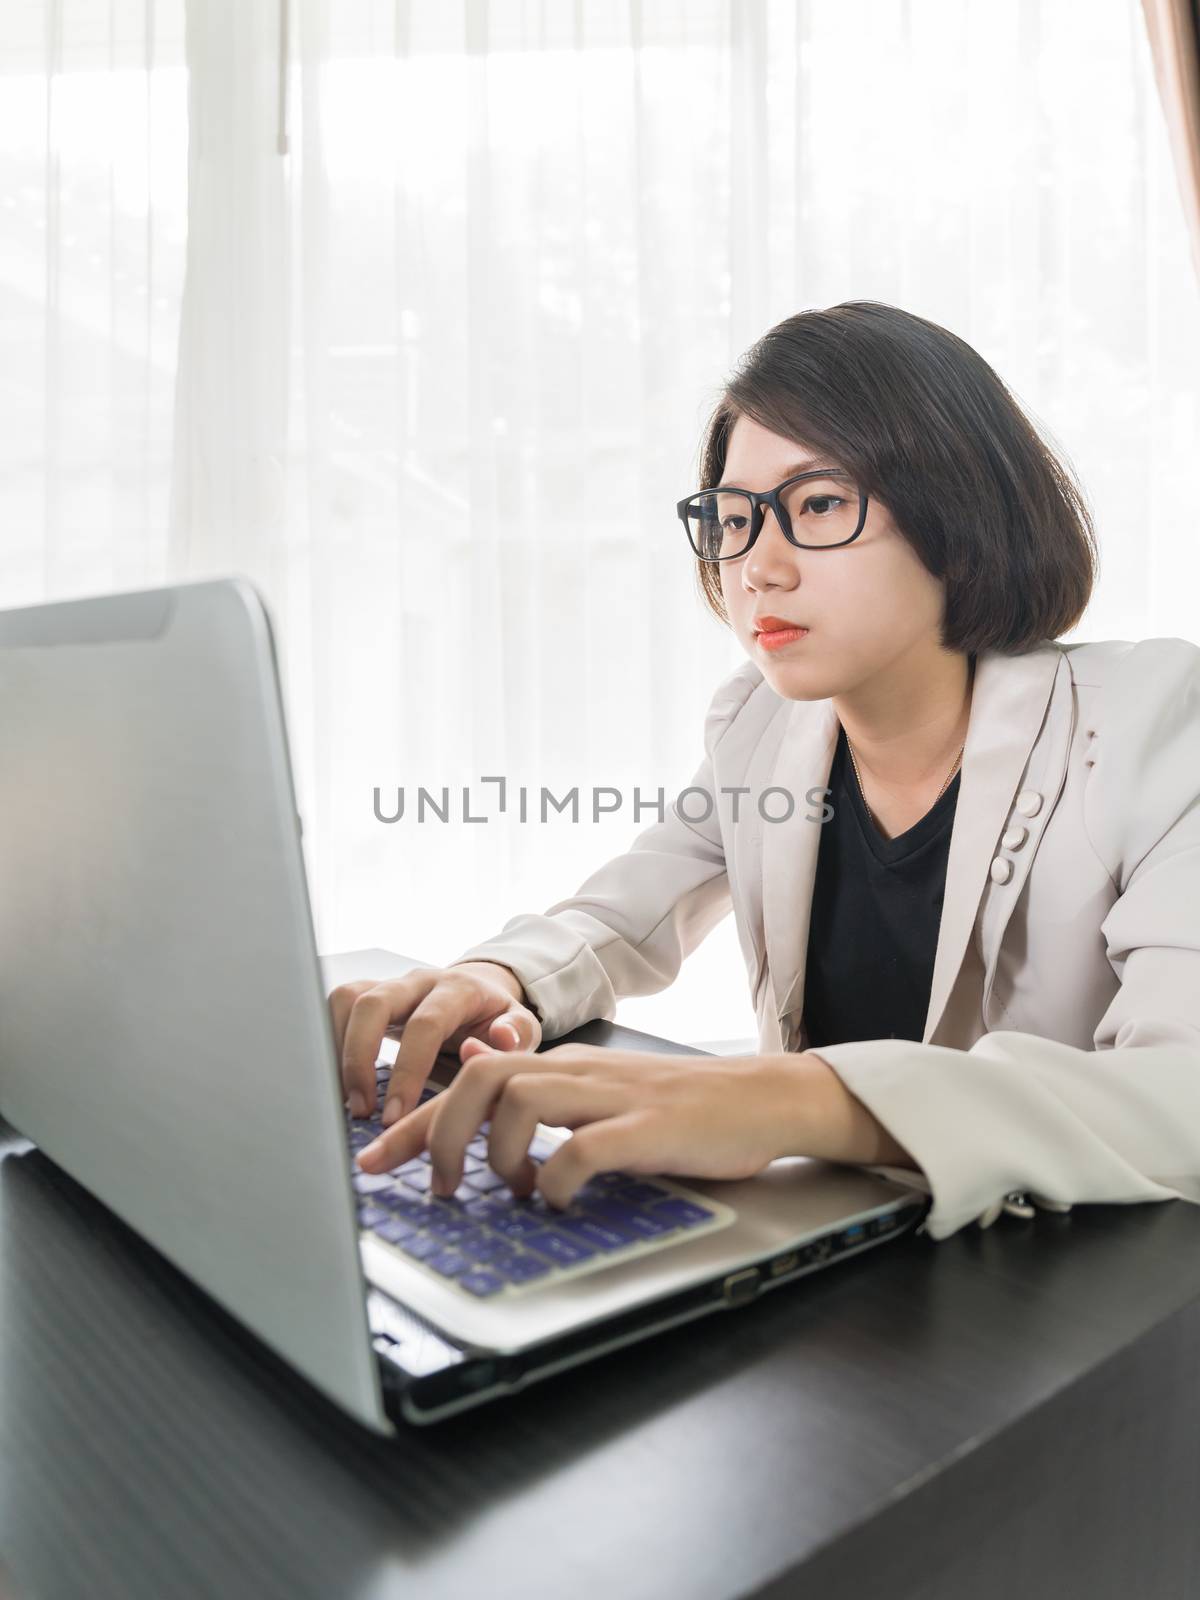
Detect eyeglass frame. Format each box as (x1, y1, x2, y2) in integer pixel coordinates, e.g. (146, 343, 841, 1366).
(676, 468, 870, 561)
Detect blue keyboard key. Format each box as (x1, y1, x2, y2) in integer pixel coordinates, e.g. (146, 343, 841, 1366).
(427, 1249, 470, 1278)
(522, 1230, 596, 1265)
(460, 1233, 517, 1263)
(353, 1171, 395, 1194)
(494, 1253, 551, 1283)
(552, 1216, 627, 1251)
(380, 1194, 432, 1223)
(566, 1207, 641, 1243)
(616, 1180, 673, 1204)
(390, 1159, 427, 1178)
(646, 1198, 712, 1227)
(439, 1217, 482, 1244)
(400, 1167, 435, 1193)
(375, 1217, 417, 1244)
(464, 1167, 509, 1194)
(442, 1224, 492, 1253)
(487, 1212, 551, 1241)
(359, 1204, 391, 1229)
(458, 1269, 506, 1298)
(575, 1193, 647, 1219)
(586, 1204, 674, 1239)
(422, 1212, 473, 1242)
(398, 1233, 442, 1261)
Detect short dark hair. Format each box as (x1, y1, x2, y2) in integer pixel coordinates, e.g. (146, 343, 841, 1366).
(692, 300, 1098, 656)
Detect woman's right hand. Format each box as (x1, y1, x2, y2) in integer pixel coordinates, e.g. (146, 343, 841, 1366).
(328, 961, 542, 1126)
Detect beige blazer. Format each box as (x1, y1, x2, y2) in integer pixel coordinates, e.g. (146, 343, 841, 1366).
(451, 636, 1200, 1240)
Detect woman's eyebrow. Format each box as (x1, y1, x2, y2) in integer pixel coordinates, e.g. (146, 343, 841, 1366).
(719, 461, 846, 487)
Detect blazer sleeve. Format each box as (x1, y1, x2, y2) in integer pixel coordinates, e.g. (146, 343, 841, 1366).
(445, 661, 761, 1040)
(809, 637, 1200, 1242)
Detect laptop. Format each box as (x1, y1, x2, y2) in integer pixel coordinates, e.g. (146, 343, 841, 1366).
(0, 577, 929, 1432)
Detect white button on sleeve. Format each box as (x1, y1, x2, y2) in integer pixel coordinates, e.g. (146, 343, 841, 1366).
(1015, 789, 1042, 817)
(990, 855, 1013, 884)
(1001, 824, 1028, 850)
(977, 1192, 1061, 1230)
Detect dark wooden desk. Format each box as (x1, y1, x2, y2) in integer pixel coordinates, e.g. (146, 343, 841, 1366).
(2, 951, 1199, 1600)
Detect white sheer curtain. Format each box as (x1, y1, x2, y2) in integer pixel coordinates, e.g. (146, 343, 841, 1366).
(3, 1, 1199, 1046)
(0, 0, 187, 597)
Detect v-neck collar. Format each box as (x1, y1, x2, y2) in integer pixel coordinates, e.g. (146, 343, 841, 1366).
(834, 723, 960, 865)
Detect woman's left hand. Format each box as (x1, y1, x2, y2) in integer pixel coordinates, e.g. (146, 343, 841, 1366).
(355, 1038, 811, 1208)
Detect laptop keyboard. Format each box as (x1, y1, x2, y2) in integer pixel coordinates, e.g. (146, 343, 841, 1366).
(348, 1061, 733, 1300)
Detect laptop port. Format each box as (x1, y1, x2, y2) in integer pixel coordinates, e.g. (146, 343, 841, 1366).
(722, 1266, 761, 1305)
(768, 1250, 800, 1277)
(807, 1237, 833, 1263)
(840, 1222, 866, 1246)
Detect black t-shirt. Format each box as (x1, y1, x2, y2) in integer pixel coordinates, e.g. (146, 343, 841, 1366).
(801, 722, 960, 1049)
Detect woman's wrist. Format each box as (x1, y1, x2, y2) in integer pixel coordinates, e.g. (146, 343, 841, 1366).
(448, 959, 528, 1007)
(752, 1050, 921, 1171)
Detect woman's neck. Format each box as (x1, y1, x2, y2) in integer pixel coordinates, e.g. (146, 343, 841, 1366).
(833, 646, 975, 793)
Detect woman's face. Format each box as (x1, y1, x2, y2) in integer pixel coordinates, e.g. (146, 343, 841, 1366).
(717, 414, 949, 701)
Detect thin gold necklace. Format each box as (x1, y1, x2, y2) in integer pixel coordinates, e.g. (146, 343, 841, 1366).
(845, 734, 964, 830)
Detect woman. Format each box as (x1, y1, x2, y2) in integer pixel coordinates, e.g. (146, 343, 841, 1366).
(337, 300, 1200, 1241)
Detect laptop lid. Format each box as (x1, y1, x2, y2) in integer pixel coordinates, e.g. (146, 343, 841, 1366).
(0, 578, 394, 1435)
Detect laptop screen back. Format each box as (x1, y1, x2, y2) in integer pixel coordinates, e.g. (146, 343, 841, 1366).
(0, 578, 390, 1433)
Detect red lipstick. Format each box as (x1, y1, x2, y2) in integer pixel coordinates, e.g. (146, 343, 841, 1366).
(753, 615, 810, 653)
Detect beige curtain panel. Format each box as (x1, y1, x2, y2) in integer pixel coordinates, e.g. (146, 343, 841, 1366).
(1141, 0, 1200, 285)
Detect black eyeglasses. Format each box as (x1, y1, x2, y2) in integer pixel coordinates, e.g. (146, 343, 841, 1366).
(677, 469, 869, 562)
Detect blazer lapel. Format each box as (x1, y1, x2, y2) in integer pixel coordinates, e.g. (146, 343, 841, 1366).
(759, 642, 1064, 1047)
(758, 695, 839, 1031)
